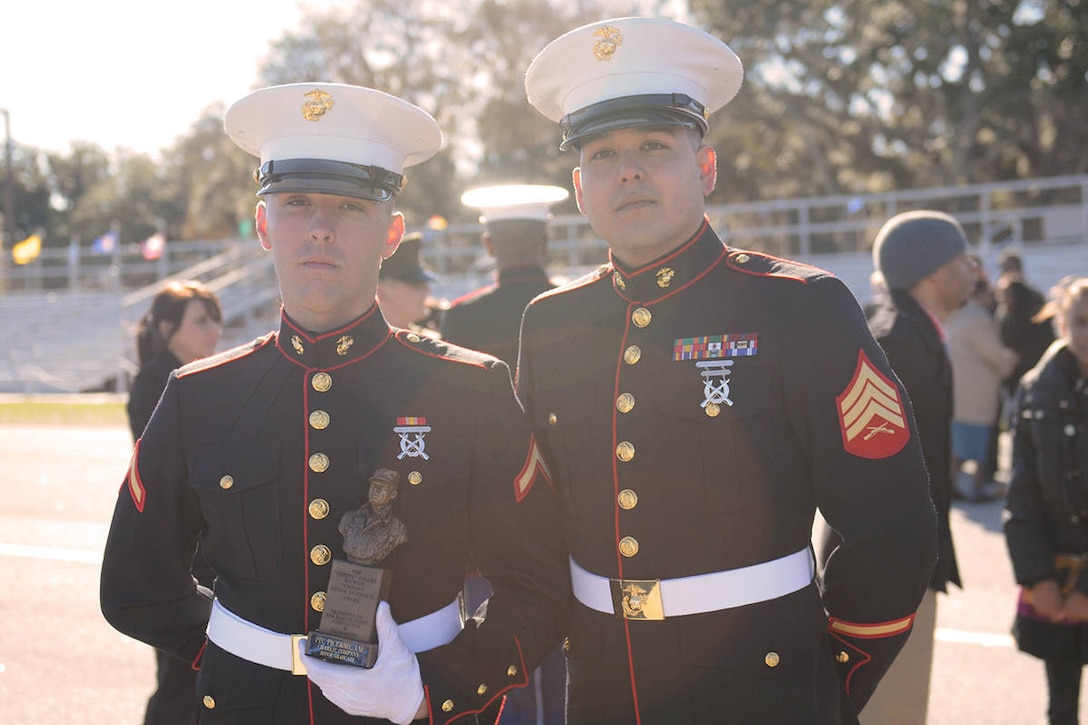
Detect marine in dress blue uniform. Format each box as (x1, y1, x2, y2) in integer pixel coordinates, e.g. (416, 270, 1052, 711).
(441, 185, 569, 369)
(520, 18, 937, 724)
(100, 82, 568, 725)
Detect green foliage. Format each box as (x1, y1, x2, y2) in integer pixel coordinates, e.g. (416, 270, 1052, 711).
(7, 0, 1087, 247)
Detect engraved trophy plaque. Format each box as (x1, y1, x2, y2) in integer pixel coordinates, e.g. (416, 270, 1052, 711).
(306, 468, 408, 668)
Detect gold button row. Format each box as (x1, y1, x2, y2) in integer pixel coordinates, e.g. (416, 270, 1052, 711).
(309, 498, 329, 519)
(309, 409, 330, 429)
(309, 453, 329, 473)
(311, 544, 331, 566)
(618, 536, 639, 558)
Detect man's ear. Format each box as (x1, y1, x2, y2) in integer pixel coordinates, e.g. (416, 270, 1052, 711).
(697, 145, 717, 197)
(572, 168, 586, 215)
(382, 212, 406, 260)
(255, 201, 271, 251)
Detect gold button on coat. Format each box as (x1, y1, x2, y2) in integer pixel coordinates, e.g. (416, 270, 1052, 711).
(308, 499, 330, 520)
(477, 684, 488, 696)
(631, 307, 652, 328)
(624, 345, 641, 365)
(618, 536, 639, 557)
(617, 489, 638, 510)
(616, 441, 635, 462)
(310, 545, 332, 565)
(507, 665, 519, 677)
(835, 650, 850, 663)
(547, 412, 558, 426)
(309, 410, 330, 429)
(218, 475, 234, 490)
(442, 700, 454, 712)
(408, 471, 423, 485)
(202, 695, 215, 709)
(311, 591, 327, 611)
(616, 393, 635, 414)
(765, 652, 780, 668)
(705, 403, 721, 418)
(308, 453, 329, 472)
(311, 372, 332, 392)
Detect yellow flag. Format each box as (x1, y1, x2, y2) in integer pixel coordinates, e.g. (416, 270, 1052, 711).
(12, 233, 42, 265)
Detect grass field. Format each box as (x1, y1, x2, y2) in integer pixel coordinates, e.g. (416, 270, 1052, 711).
(0, 399, 127, 426)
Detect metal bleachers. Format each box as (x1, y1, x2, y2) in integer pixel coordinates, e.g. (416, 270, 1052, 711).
(1, 174, 1085, 394)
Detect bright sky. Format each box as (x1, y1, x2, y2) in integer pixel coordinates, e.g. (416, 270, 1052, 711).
(1, 1, 340, 157)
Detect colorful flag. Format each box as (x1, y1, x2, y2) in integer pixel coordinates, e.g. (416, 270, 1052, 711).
(92, 230, 117, 254)
(12, 233, 41, 265)
(141, 232, 165, 260)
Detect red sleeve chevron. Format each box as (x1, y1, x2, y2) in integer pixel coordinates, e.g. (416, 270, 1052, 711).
(514, 434, 553, 503)
(125, 440, 146, 513)
(835, 349, 910, 459)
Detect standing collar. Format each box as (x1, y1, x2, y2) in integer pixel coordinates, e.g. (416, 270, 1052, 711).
(609, 217, 725, 303)
(275, 305, 392, 370)
(891, 289, 946, 346)
(497, 264, 550, 287)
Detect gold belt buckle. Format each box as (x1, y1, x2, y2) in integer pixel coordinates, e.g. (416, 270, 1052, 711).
(610, 578, 665, 620)
(290, 634, 309, 675)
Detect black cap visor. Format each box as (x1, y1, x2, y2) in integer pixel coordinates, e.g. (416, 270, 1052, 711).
(256, 158, 406, 202)
(559, 93, 709, 151)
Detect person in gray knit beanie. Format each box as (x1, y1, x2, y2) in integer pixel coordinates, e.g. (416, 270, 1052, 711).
(873, 210, 968, 291)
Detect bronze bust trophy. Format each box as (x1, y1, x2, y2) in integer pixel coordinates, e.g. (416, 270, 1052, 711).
(306, 468, 408, 667)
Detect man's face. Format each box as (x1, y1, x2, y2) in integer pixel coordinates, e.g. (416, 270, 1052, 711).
(377, 278, 431, 329)
(369, 480, 396, 507)
(932, 252, 977, 312)
(256, 192, 404, 332)
(1065, 290, 1088, 372)
(572, 126, 716, 268)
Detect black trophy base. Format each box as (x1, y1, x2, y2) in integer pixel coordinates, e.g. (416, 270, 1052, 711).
(306, 630, 379, 668)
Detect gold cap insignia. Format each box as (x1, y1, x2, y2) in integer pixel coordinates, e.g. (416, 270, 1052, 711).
(336, 335, 354, 356)
(291, 335, 305, 355)
(593, 26, 623, 61)
(302, 89, 335, 122)
(656, 267, 675, 288)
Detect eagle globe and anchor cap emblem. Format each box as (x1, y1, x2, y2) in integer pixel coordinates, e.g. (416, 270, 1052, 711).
(593, 25, 623, 60)
(301, 88, 335, 121)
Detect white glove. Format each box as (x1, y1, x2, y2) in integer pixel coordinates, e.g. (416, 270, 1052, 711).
(302, 601, 426, 724)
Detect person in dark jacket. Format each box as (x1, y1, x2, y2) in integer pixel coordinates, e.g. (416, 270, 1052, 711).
(101, 82, 569, 725)
(522, 17, 937, 724)
(1005, 276, 1088, 725)
(445, 186, 570, 724)
(128, 280, 223, 440)
(126, 278, 222, 725)
(837, 210, 975, 724)
(442, 184, 569, 370)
